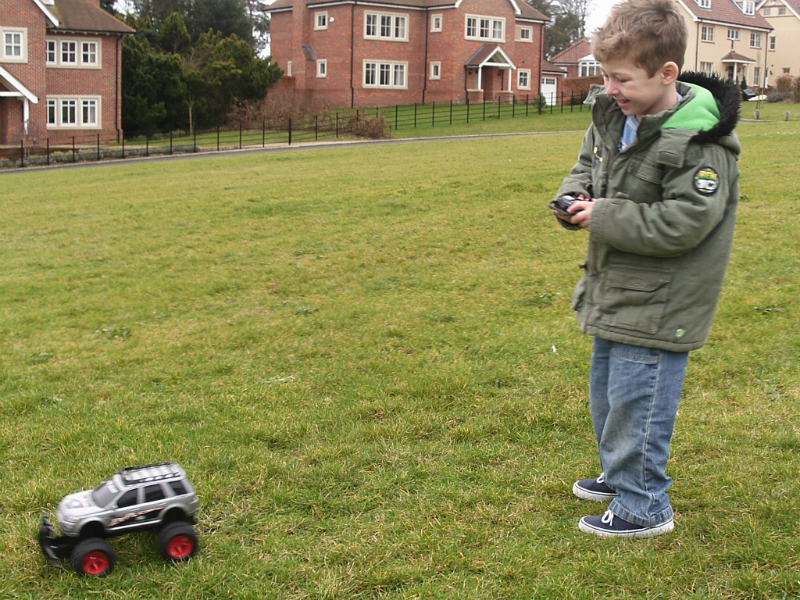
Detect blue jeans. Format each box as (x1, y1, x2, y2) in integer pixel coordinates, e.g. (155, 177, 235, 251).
(590, 337, 688, 528)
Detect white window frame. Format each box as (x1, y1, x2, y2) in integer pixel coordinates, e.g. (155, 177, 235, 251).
(727, 29, 739, 41)
(47, 96, 102, 129)
(2, 28, 27, 63)
(739, 0, 755, 15)
(517, 69, 531, 90)
(769, 36, 776, 51)
(465, 14, 505, 42)
(750, 32, 761, 48)
(754, 66, 761, 85)
(762, 7, 771, 15)
(315, 11, 328, 30)
(46, 39, 57, 64)
(287, 60, 293, 76)
(701, 25, 714, 42)
(515, 26, 532, 42)
(50, 38, 102, 68)
(317, 58, 327, 78)
(430, 61, 441, 80)
(700, 61, 714, 75)
(363, 60, 408, 89)
(364, 12, 408, 41)
(431, 14, 442, 32)
(777, 6, 786, 14)
(579, 60, 601, 77)
(696, 0, 710, 7)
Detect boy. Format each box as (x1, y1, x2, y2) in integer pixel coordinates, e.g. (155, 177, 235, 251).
(553, 0, 741, 537)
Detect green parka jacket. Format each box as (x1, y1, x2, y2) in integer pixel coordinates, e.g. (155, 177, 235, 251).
(556, 72, 741, 352)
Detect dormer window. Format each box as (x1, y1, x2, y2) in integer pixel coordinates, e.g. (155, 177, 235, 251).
(733, 0, 755, 15)
(696, 0, 710, 8)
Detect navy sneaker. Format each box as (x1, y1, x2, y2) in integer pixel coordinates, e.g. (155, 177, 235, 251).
(579, 510, 675, 538)
(572, 473, 619, 502)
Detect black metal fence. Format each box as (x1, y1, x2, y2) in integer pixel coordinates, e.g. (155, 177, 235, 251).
(2, 91, 588, 169)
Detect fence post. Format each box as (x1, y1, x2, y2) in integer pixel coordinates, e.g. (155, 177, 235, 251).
(73, 136, 77, 162)
(450, 100, 453, 125)
(20, 140, 24, 168)
(217, 126, 220, 151)
(262, 121, 266, 147)
(122, 136, 125, 159)
(194, 128, 198, 152)
(570, 91, 574, 112)
(315, 115, 319, 141)
(97, 134, 101, 161)
(561, 92, 564, 113)
(395, 105, 399, 130)
(47, 138, 50, 166)
(288, 119, 292, 145)
(414, 103, 417, 128)
(550, 94, 554, 114)
(239, 124, 242, 149)
(432, 101, 435, 127)
(580, 90, 584, 111)
(483, 100, 486, 121)
(512, 95, 515, 118)
(467, 97, 470, 123)
(336, 113, 339, 138)
(170, 130, 174, 155)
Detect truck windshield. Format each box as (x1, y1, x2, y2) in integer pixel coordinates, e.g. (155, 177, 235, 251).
(91, 480, 120, 508)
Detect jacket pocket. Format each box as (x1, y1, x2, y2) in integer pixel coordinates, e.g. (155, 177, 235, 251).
(598, 266, 672, 335)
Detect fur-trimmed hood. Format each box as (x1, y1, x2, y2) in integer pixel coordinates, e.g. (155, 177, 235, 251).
(675, 71, 741, 145)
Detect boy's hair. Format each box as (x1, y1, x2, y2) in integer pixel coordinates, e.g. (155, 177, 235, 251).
(591, 0, 687, 76)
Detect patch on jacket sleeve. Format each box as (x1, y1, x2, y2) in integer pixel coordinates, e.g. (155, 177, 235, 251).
(693, 166, 720, 195)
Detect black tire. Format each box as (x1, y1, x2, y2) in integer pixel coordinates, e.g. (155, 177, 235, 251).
(157, 521, 199, 562)
(70, 538, 116, 577)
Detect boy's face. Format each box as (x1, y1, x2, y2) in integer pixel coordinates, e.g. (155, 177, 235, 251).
(600, 56, 679, 119)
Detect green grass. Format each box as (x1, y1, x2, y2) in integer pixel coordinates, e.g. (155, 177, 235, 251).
(0, 118, 798, 599)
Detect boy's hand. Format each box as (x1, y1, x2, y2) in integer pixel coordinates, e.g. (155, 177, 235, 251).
(555, 194, 595, 231)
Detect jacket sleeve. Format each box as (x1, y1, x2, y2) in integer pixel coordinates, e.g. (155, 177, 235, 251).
(591, 143, 736, 257)
(553, 125, 596, 230)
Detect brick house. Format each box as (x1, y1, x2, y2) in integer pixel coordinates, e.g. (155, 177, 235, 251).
(267, 0, 549, 107)
(0, 0, 133, 145)
(674, 0, 772, 86)
(549, 38, 592, 78)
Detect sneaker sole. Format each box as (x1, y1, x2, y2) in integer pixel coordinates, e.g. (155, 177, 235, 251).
(578, 517, 675, 539)
(572, 481, 619, 502)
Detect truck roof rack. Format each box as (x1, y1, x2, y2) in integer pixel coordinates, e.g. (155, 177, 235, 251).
(119, 462, 183, 486)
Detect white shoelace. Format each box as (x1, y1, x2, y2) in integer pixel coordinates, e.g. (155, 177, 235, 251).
(597, 473, 606, 485)
(601, 510, 615, 526)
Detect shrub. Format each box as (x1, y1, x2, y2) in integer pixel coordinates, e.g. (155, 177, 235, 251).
(793, 77, 800, 103)
(347, 111, 391, 139)
(767, 91, 791, 103)
(775, 74, 793, 93)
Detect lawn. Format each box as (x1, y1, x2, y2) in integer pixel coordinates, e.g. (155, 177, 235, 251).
(0, 117, 798, 599)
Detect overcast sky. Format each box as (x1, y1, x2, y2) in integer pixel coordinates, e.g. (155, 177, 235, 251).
(585, 0, 623, 37)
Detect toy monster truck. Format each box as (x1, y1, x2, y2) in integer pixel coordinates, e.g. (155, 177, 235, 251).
(39, 462, 200, 576)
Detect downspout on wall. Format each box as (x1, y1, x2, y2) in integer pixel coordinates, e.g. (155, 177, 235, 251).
(350, 3, 356, 108)
(422, 12, 429, 104)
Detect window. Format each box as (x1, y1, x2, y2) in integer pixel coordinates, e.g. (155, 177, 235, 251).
(61, 40, 77, 64)
(287, 60, 293, 76)
(46, 39, 56, 64)
(47, 96, 101, 129)
(516, 26, 532, 42)
(700, 61, 714, 75)
(61, 99, 77, 126)
(431, 14, 442, 32)
(169, 480, 188, 496)
(769, 36, 776, 50)
(784, 67, 791, 74)
(701, 25, 714, 42)
(317, 59, 327, 78)
(727, 29, 739, 41)
(82, 99, 98, 126)
(762, 7, 771, 15)
(363, 60, 407, 89)
(430, 61, 441, 80)
(144, 485, 165, 503)
(82, 41, 98, 66)
(735, 0, 755, 15)
(2, 29, 26, 62)
(315, 12, 328, 30)
(754, 67, 761, 85)
(750, 32, 761, 48)
(117, 490, 138, 508)
(518, 69, 531, 90)
(365, 12, 408, 41)
(47, 99, 57, 126)
(696, 0, 710, 7)
(579, 60, 601, 77)
(465, 15, 505, 42)
(777, 6, 786, 14)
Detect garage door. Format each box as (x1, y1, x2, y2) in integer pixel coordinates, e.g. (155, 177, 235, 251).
(541, 77, 558, 105)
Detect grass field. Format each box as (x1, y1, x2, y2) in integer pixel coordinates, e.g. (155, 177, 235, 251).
(1, 114, 798, 599)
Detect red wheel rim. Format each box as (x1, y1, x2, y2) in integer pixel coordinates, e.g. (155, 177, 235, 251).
(82, 551, 110, 575)
(167, 535, 194, 559)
